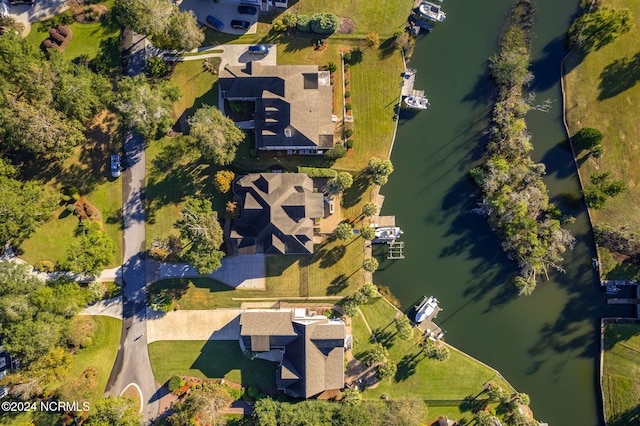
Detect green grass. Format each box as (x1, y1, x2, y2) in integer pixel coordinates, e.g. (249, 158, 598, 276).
(169, 60, 219, 120)
(148, 340, 276, 390)
(603, 323, 640, 425)
(20, 111, 123, 268)
(25, 0, 120, 72)
(351, 310, 374, 358)
(358, 297, 514, 420)
(564, 0, 640, 278)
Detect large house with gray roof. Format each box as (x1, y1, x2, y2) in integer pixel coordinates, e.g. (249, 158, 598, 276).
(239, 309, 347, 399)
(230, 173, 323, 255)
(219, 62, 334, 154)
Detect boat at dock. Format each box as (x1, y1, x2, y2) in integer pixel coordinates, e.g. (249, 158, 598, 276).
(372, 226, 403, 243)
(401, 68, 429, 111)
(415, 296, 440, 323)
(417, 1, 446, 22)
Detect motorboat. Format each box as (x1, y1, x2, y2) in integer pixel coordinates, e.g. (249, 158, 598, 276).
(418, 1, 446, 22)
(415, 296, 439, 323)
(374, 226, 403, 242)
(403, 94, 429, 110)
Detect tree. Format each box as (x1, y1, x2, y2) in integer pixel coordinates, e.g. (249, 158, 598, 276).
(335, 223, 354, 241)
(189, 105, 245, 165)
(4, 315, 65, 366)
(169, 383, 232, 426)
(114, 75, 179, 140)
(360, 282, 378, 300)
(146, 56, 170, 79)
(583, 172, 626, 209)
(62, 222, 116, 277)
(310, 13, 339, 34)
(362, 257, 379, 272)
(573, 127, 603, 151)
(367, 157, 394, 185)
(366, 32, 381, 49)
(327, 61, 338, 73)
(474, 411, 495, 426)
(86, 396, 141, 426)
(376, 360, 397, 380)
(175, 198, 225, 274)
(67, 315, 98, 348)
(326, 172, 353, 195)
(156, 9, 204, 51)
(214, 170, 236, 193)
(0, 176, 59, 246)
(31, 276, 93, 317)
(514, 392, 530, 406)
(360, 226, 376, 241)
(361, 202, 378, 217)
(569, 6, 634, 51)
(363, 343, 389, 366)
(394, 315, 413, 340)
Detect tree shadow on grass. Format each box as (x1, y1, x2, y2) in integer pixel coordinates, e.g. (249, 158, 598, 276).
(598, 52, 640, 100)
(373, 327, 395, 349)
(609, 404, 640, 426)
(341, 173, 370, 211)
(319, 245, 346, 268)
(395, 351, 424, 382)
(326, 274, 349, 295)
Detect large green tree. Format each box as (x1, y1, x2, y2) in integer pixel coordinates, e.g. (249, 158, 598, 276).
(168, 383, 232, 426)
(62, 222, 117, 277)
(154, 9, 205, 51)
(114, 75, 179, 140)
(175, 198, 225, 274)
(569, 6, 634, 51)
(86, 396, 141, 426)
(326, 172, 353, 195)
(189, 105, 245, 165)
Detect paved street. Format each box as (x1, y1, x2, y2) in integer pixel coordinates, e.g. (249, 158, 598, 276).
(104, 30, 160, 424)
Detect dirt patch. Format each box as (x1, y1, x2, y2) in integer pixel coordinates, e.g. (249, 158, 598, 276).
(337, 17, 356, 34)
(72, 4, 108, 23)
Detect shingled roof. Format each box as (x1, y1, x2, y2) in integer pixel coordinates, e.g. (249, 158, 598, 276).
(230, 173, 323, 255)
(219, 62, 334, 151)
(239, 311, 346, 399)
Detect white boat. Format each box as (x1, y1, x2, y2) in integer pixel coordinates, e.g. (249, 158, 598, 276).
(374, 226, 403, 242)
(606, 286, 620, 295)
(418, 1, 446, 22)
(415, 296, 439, 323)
(403, 95, 429, 110)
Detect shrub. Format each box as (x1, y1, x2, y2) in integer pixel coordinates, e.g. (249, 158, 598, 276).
(343, 52, 351, 63)
(167, 376, 185, 392)
(344, 79, 350, 85)
(573, 127, 604, 151)
(324, 144, 347, 160)
(344, 91, 351, 98)
(214, 170, 235, 193)
(345, 103, 352, 111)
(327, 61, 338, 73)
(297, 14, 310, 31)
(282, 13, 297, 28)
(344, 63, 351, 71)
(346, 139, 354, 149)
(310, 13, 339, 34)
(273, 19, 287, 32)
(34, 260, 55, 272)
(65, 204, 76, 213)
(345, 129, 353, 138)
(146, 56, 169, 79)
(297, 166, 338, 178)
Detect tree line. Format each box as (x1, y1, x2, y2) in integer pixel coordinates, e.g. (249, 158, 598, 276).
(470, 0, 575, 295)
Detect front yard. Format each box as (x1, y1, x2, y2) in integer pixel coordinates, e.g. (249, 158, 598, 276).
(148, 340, 276, 390)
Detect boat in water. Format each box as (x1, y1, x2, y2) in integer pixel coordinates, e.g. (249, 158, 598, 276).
(373, 226, 403, 242)
(415, 296, 440, 323)
(417, 1, 446, 22)
(403, 93, 429, 110)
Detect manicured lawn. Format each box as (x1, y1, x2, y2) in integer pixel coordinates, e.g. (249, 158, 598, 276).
(65, 316, 122, 404)
(351, 309, 374, 358)
(169, 60, 219, 120)
(25, 0, 120, 73)
(563, 0, 640, 278)
(148, 340, 276, 390)
(358, 297, 514, 420)
(20, 111, 123, 268)
(602, 322, 640, 425)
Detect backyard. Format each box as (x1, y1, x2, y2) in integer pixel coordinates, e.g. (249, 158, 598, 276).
(602, 322, 640, 425)
(356, 297, 515, 420)
(148, 340, 276, 390)
(563, 0, 640, 278)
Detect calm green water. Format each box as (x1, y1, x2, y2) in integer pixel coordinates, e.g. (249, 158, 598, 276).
(375, 0, 629, 424)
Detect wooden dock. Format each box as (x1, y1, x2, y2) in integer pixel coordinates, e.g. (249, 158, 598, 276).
(607, 298, 637, 305)
(369, 215, 396, 227)
(414, 296, 444, 339)
(401, 69, 417, 97)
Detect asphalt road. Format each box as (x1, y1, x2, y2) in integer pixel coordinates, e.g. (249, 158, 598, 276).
(104, 30, 161, 424)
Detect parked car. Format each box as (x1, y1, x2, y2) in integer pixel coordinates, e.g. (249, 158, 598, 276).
(231, 20, 251, 30)
(248, 44, 269, 55)
(206, 15, 224, 31)
(111, 154, 121, 178)
(237, 4, 258, 15)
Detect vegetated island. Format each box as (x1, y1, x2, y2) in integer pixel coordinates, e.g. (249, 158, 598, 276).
(470, 0, 575, 296)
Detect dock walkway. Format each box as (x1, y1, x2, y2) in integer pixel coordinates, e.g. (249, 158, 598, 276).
(401, 69, 416, 97)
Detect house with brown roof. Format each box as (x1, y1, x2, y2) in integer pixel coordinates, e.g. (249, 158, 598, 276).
(239, 309, 347, 399)
(219, 61, 334, 154)
(230, 173, 323, 255)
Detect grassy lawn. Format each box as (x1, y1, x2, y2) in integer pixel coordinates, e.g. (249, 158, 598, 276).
(563, 0, 640, 278)
(25, 0, 120, 73)
(351, 309, 374, 358)
(358, 297, 514, 420)
(602, 322, 640, 425)
(169, 60, 219, 120)
(20, 111, 123, 268)
(148, 340, 276, 390)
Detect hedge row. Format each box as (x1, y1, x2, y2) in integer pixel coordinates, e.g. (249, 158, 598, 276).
(298, 166, 338, 178)
(296, 13, 339, 34)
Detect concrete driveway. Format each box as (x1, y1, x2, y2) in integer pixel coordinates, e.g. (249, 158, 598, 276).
(146, 309, 242, 342)
(7, 0, 68, 35)
(178, 0, 258, 35)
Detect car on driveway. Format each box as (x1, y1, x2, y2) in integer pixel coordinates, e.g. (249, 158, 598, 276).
(206, 15, 224, 31)
(237, 4, 258, 15)
(231, 20, 251, 30)
(248, 44, 269, 55)
(111, 154, 121, 178)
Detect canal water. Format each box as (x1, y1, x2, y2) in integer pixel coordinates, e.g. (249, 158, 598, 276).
(375, 0, 629, 424)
